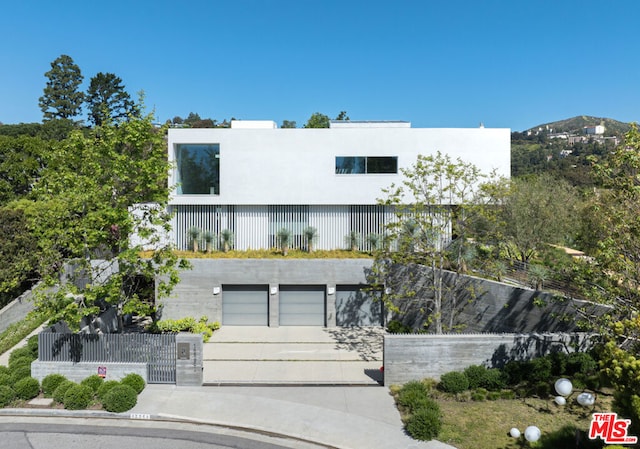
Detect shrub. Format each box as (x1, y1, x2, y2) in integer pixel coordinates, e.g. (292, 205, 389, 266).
(14, 377, 39, 400)
(529, 357, 552, 383)
(0, 385, 15, 407)
(482, 368, 507, 391)
(0, 373, 11, 386)
(500, 390, 516, 400)
(81, 374, 104, 393)
(97, 380, 120, 401)
(566, 352, 597, 376)
(63, 384, 93, 410)
(387, 320, 412, 334)
(405, 407, 442, 441)
(9, 346, 35, 365)
(464, 365, 488, 389)
(0, 366, 9, 376)
(120, 373, 145, 394)
(471, 391, 486, 401)
(535, 381, 551, 398)
(42, 374, 67, 397)
(397, 381, 439, 413)
(102, 384, 137, 412)
(8, 356, 32, 371)
(53, 380, 76, 403)
(438, 371, 469, 394)
(26, 335, 39, 357)
(487, 391, 501, 401)
(502, 360, 528, 386)
(10, 365, 31, 384)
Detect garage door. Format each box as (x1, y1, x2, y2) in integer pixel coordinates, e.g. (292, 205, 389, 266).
(222, 285, 268, 325)
(336, 285, 383, 326)
(279, 285, 325, 326)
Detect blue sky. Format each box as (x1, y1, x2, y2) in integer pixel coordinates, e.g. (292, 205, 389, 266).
(1, 0, 637, 131)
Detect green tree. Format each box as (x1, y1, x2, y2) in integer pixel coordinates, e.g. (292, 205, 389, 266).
(373, 151, 502, 333)
(498, 173, 580, 263)
(0, 135, 47, 205)
(281, 120, 296, 128)
(26, 109, 188, 329)
(86, 72, 137, 126)
(335, 111, 350, 121)
(578, 124, 640, 430)
(303, 112, 330, 128)
(38, 55, 85, 122)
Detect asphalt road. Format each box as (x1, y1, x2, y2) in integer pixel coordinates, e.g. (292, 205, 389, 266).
(0, 420, 327, 449)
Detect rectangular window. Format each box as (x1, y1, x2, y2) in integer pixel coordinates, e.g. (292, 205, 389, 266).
(335, 156, 397, 174)
(175, 144, 220, 195)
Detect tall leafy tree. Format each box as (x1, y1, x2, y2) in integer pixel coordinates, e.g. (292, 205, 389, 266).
(578, 124, 640, 431)
(27, 109, 188, 330)
(373, 151, 502, 333)
(38, 55, 85, 121)
(86, 72, 137, 126)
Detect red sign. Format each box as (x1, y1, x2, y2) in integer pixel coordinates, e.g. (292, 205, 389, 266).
(97, 366, 107, 378)
(589, 413, 638, 445)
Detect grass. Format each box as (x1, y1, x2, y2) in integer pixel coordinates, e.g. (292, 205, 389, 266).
(430, 394, 613, 449)
(142, 248, 374, 259)
(0, 313, 45, 356)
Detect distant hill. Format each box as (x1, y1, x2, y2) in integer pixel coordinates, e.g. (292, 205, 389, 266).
(525, 116, 632, 136)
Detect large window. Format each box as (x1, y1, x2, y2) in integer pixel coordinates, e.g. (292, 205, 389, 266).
(335, 156, 397, 174)
(175, 144, 220, 194)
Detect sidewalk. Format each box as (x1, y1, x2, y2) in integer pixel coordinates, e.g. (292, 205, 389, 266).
(130, 384, 457, 449)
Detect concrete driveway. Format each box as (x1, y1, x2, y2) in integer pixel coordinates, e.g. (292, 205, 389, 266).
(203, 326, 385, 385)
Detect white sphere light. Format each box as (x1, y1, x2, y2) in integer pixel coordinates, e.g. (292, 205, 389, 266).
(509, 428, 521, 438)
(554, 395, 566, 405)
(577, 392, 595, 407)
(524, 426, 541, 442)
(554, 378, 573, 396)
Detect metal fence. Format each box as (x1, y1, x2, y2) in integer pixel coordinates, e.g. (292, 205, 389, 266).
(38, 332, 177, 384)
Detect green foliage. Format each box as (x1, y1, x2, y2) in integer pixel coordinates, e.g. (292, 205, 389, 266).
(63, 383, 93, 410)
(0, 385, 15, 406)
(386, 319, 412, 334)
(26, 335, 39, 357)
(529, 357, 553, 383)
(303, 112, 330, 128)
(10, 365, 32, 384)
(9, 346, 36, 365)
(9, 357, 32, 371)
(405, 407, 442, 441)
(80, 374, 104, 393)
(438, 371, 469, 394)
(14, 377, 40, 400)
(0, 313, 46, 356)
(0, 373, 12, 386)
(25, 112, 189, 330)
(120, 373, 145, 394)
(276, 228, 291, 255)
(397, 381, 439, 413)
(52, 380, 76, 403)
(463, 365, 506, 391)
(149, 316, 219, 342)
(565, 351, 597, 376)
(42, 374, 68, 397)
(39, 54, 85, 121)
(102, 384, 137, 412)
(97, 380, 120, 401)
(86, 72, 136, 126)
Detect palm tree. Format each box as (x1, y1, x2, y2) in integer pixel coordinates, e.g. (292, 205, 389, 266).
(219, 229, 234, 252)
(303, 226, 317, 252)
(346, 230, 361, 251)
(203, 230, 214, 253)
(188, 227, 201, 252)
(277, 228, 291, 256)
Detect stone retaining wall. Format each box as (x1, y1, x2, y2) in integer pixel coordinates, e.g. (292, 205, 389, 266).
(31, 361, 147, 383)
(383, 332, 595, 385)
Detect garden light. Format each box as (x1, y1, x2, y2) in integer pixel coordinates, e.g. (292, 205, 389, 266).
(554, 378, 573, 396)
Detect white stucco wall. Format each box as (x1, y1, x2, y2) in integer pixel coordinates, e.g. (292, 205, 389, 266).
(167, 126, 510, 206)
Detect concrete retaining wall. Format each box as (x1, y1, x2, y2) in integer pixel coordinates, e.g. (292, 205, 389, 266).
(383, 332, 595, 385)
(31, 361, 147, 383)
(176, 333, 203, 386)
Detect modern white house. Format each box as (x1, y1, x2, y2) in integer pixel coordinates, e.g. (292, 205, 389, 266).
(161, 120, 510, 327)
(167, 120, 510, 252)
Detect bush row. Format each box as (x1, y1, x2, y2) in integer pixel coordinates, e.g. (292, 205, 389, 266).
(147, 315, 220, 342)
(396, 380, 442, 441)
(1, 336, 144, 412)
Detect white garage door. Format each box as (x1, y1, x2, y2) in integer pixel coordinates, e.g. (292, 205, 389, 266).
(222, 285, 268, 325)
(279, 285, 325, 326)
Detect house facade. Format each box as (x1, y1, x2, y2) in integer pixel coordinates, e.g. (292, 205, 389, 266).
(162, 120, 510, 327)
